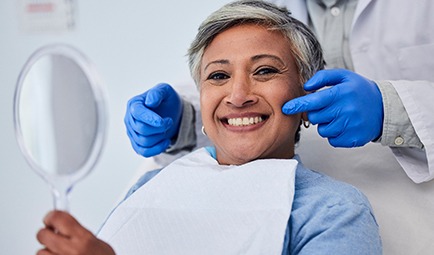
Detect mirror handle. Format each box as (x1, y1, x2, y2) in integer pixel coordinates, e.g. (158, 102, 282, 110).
(50, 183, 72, 212)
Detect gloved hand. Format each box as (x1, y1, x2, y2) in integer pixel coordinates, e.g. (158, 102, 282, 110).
(282, 69, 383, 148)
(124, 83, 183, 157)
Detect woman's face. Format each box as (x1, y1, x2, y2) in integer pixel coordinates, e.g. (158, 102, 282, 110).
(200, 24, 304, 165)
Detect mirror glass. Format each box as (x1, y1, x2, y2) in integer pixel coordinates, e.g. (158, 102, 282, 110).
(14, 44, 107, 211)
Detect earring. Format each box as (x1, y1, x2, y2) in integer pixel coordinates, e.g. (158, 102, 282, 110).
(302, 120, 310, 128)
(201, 126, 207, 136)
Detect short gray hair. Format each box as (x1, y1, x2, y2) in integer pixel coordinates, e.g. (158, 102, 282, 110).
(187, 0, 324, 87)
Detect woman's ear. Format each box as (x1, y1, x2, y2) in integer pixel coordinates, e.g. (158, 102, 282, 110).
(301, 112, 310, 128)
(301, 112, 308, 122)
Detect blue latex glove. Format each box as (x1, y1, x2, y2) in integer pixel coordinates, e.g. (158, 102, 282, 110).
(124, 83, 183, 157)
(282, 69, 383, 148)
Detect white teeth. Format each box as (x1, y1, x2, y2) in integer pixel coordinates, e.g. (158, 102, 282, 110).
(227, 116, 264, 126)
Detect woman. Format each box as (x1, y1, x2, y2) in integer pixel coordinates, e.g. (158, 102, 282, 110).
(36, 1, 381, 254)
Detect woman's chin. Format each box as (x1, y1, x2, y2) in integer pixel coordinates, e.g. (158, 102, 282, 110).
(216, 149, 263, 166)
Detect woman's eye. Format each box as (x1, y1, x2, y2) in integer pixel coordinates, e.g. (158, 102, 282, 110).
(254, 67, 279, 76)
(207, 72, 229, 80)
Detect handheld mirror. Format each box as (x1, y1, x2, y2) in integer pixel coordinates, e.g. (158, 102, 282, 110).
(13, 44, 107, 211)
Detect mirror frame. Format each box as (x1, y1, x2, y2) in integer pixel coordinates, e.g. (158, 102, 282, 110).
(13, 43, 108, 187)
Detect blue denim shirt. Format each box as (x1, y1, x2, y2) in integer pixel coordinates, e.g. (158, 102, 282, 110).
(120, 147, 382, 254)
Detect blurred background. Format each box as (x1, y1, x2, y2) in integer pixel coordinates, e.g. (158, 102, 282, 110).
(0, 0, 230, 253)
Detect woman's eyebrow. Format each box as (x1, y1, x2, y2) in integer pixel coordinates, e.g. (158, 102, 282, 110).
(204, 54, 284, 71)
(204, 59, 229, 71)
(251, 54, 285, 65)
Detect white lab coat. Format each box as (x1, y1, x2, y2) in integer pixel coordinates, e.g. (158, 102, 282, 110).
(273, 0, 434, 183)
(265, 0, 434, 254)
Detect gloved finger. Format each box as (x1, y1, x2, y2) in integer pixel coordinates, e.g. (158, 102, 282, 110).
(317, 120, 345, 139)
(126, 110, 172, 136)
(132, 138, 171, 158)
(282, 86, 338, 115)
(145, 83, 174, 108)
(306, 106, 337, 125)
(328, 134, 360, 148)
(127, 128, 147, 156)
(324, 117, 370, 148)
(127, 126, 167, 148)
(129, 100, 168, 128)
(127, 127, 171, 157)
(303, 69, 349, 91)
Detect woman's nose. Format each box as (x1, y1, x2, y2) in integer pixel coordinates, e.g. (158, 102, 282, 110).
(225, 76, 258, 107)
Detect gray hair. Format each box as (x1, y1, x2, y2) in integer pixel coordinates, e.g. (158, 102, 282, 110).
(187, 0, 324, 88)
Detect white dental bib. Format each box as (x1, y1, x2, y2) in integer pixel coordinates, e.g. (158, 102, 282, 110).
(98, 148, 297, 255)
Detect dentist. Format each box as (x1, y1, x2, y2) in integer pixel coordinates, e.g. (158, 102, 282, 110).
(125, 0, 434, 183)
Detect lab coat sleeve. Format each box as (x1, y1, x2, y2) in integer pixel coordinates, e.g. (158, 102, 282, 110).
(376, 81, 423, 150)
(390, 80, 434, 183)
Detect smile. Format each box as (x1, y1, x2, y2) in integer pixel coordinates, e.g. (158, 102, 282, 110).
(224, 115, 268, 127)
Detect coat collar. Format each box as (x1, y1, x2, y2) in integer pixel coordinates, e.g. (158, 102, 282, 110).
(353, 0, 374, 23)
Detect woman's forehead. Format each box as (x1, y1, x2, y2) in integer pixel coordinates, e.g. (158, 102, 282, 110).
(202, 24, 293, 65)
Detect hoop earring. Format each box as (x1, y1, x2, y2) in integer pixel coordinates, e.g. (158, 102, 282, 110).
(201, 126, 207, 136)
(302, 120, 310, 128)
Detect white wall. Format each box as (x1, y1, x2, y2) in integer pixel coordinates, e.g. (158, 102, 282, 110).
(0, 1, 231, 254)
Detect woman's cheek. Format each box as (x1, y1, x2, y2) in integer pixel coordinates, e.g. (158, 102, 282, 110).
(200, 89, 217, 129)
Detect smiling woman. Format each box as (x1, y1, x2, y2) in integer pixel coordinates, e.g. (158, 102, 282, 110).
(199, 24, 304, 165)
(35, 1, 382, 255)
